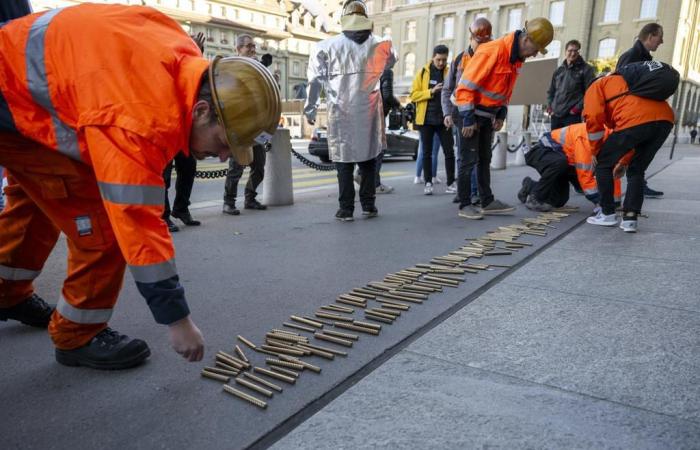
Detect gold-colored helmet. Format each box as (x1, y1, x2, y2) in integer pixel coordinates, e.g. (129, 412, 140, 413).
(209, 56, 281, 165)
(524, 17, 554, 55)
(342, 0, 368, 17)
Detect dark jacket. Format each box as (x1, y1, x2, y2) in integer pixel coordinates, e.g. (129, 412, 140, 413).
(616, 40, 652, 70)
(0, 1, 32, 22)
(547, 56, 595, 118)
(380, 68, 400, 117)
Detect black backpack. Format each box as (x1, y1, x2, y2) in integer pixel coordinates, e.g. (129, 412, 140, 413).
(606, 61, 680, 103)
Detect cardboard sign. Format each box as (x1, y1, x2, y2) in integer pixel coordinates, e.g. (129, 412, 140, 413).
(509, 57, 559, 106)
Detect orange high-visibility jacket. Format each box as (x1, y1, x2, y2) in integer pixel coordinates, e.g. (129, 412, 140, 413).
(550, 123, 631, 203)
(583, 75, 674, 155)
(455, 32, 523, 125)
(0, 4, 208, 323)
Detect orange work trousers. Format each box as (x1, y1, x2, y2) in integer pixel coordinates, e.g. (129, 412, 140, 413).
(0, 132, 125, 350)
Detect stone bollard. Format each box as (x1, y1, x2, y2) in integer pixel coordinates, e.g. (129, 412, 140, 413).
(513, 131, 530, 167)
(491, 131, 507, 170)
(262, 128, 294, 206)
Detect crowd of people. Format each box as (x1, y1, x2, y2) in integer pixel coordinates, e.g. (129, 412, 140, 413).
(0, 0, 685, 372)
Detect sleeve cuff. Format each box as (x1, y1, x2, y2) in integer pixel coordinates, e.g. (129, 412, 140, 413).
(136, 275, 191, 325)
(460, 111, 475, 126)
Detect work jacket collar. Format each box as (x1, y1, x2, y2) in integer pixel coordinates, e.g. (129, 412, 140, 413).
(634, 39, 652, 60)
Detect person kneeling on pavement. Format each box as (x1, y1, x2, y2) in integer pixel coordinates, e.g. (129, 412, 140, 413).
(519, 123, 631, 212)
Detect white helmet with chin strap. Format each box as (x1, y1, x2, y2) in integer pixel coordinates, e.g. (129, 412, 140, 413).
(340, 0, 373, 31)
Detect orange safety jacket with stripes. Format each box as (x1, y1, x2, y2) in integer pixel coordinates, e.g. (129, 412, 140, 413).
(582, 75, 675, 155)
(0, 4, 208, 325)
(547, 123, 632, 204)
(455, 31, 523, 126)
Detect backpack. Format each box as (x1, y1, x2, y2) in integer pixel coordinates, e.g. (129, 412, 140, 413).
(606, 61, 680, 103)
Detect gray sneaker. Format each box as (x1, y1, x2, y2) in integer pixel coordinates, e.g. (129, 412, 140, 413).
(481, 199, 516, 215)
(525, 195, 552, 212)
(458, 205, 484, 220)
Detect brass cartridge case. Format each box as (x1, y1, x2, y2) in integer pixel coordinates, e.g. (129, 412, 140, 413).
(377, 301, 409, 311)
(349, 290, 376, 300)
(339, 293, 369, 303)
(428, 273, 465, 282)
(424, 276, 459, 287)
(378, 292, 422, 304)
(333, 322, 380, 336)
(215, 360, 240, 372)
(235, 377, 274, 398)
(487, 264, 512, 269)
(369, 307, 401, 317)
(266, 338, 308, 351)
(484, 251, 513, 256)
(296, 343, 335, 360)
(222, 385, 267, 409)
(243, 372, 283, 392)
(255, 348, 286, 358)
(411, 281, 443, 291)
(201, 370, 230, 383)
(219, 351, 250, 368)
(269, 366, 300, 378)
(283, 322, 316, 333)
(389, 290, 427, 300)
(363, 314, 393, 324)
(365, 309, 395, 320)
(279, 355, 322, 373)
(237, 335, 257, 350)
(337, 298, 366, 308)
(367, 282, 393, 291)
(217, 353, 244, 370)
(234, 345, 249, 363)
(322, 304, 354, 313)
(429, 259, 458, 267)
(322, 329, 359, 341)
(290, 315, 323, 328)
(261, 345, 305, 356)
(204, 366, 239, 377)
(270, 328, 301, 337)
(352, 320, 381, 330)
(254, 367, 296, 384)
(307, 315, 334, 326)
(266, 358, 305, 371)
(314, 332, 353, 347)
(396, 284, 433, 294)
(315, 312, 354, 323)
(266, 332, 308, 343)
(404, 267, 430, 274)
(301, 342, 348, 356)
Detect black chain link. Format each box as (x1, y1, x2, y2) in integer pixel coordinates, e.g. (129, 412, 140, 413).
(290, 148, 337, 171)
(194, 168, 229, 179)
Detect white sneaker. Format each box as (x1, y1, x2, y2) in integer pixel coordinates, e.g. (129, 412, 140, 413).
(376, 184, 394, 194)
(445, 183, 457, 194)
(413, 176, 424, 184)
(586, 211, 618, 226)
(433, 176, 443, 185)
(620, 219, 638, 233)
(424, 182, 434, 195)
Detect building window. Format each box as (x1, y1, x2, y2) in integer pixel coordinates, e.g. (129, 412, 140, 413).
(220, 6, 226, 17)
(547, 40, 561, 58)
(382, 26, 392, 37)
(508, 8, 522, 32)
(293, 61, 300, 76)
(405, 20, 416, 41)
(403, 53, 416, 77)
(598, 38, 616, 58)
(603, 0, 620, 22)
(206, 28, 213, 41)
(639, 0, 658, 19)
(442, 16, 454, 39)
(549, 1, 565, 26)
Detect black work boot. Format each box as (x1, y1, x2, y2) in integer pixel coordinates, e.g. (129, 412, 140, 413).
(0, 294, 55, 328)
(55, 327, 151, 370)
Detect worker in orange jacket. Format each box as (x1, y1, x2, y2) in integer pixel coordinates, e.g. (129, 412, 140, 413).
(454, 17, 554, 219)
(584, 64, 675, 232)
(518, 123, 631, 211)
(0, 4, 280, 369)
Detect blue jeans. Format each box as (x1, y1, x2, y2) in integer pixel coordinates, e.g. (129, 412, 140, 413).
(415, 136, 440, 178)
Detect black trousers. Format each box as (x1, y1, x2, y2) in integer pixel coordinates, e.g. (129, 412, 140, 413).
(337, 158, 376, 212)
(456, 117, 494, 208)
(596, 121, 673, 215)
(524, 144, 571, 208)
(163, 151, 196, 219)
(418, 124, 455, 185)
(224, 144, 266, 205)
(551, 113, 582, 130)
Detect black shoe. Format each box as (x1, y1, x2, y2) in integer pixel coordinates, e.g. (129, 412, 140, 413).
(0, 294, 55, 328)
(222, 204, 240, 215)
(452, 195, 459, 204)
(518, 177, 534, 203)
(172, 210, 201, 226)
(644, 185, 664, 198)
(55, 327, 151, 370)
(362, 207, 378, 218)
(244, 199, 267, 210)
(165, 217, 179, 232)
(471, 195, 481, 206)
(335, 209, 354, 222)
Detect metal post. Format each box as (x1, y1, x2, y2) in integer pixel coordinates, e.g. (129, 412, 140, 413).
(262, 129, 294, 206)
(491, 131, 507, 170)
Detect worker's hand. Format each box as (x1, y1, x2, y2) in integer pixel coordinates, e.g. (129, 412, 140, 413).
(192, 32, 205, 53)
(168, 316, 205, 362)
(613, 163, 627, 179)
(444, 116, 454, 128)
(546, 106, 553, 115)
(431, 83, 443, 94)
(461, 124, 477, 138)
(492, 118, 504, 132)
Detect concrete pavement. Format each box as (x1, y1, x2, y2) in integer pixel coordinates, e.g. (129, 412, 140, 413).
(1, 143, 698, 449)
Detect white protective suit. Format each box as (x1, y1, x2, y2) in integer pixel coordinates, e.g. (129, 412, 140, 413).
(304, 33, 396, 163)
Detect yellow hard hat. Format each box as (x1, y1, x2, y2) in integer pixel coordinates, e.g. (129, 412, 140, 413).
(524, 17, 554, 55)
(209, 56, 281, 165)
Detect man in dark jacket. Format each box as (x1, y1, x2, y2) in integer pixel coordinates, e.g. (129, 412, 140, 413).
(616, 22, 666, 199)
(547, 40, 595, 129)
(374, 68, 401, 193)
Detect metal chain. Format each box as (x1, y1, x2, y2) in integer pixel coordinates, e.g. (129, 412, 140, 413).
(290, 148, 337, 171)
(194, 168, 229, 179)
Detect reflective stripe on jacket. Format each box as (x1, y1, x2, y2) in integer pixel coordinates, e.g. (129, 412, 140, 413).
(409, 62, 449, 126)
(455, 32, 523, 126)
(582, 75, 674, 154)
(0, 4, 208, 323)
